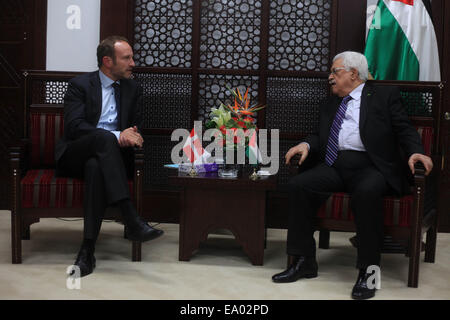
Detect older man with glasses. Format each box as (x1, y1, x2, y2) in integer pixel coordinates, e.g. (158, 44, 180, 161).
(272, 51, 433, 299)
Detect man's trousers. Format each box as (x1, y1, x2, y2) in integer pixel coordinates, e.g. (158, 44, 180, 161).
(56, 129, 132, 241)
(286, 151, 391, 269)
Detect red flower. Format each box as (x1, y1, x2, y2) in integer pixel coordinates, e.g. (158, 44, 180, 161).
(237, 121, 246, 128)
(240, 110, 254, 116)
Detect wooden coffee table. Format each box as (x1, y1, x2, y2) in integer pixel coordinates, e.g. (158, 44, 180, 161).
(169, 171, 277, 265)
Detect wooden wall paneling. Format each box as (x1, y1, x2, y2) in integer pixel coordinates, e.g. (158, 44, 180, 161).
(256, 0, 269, 129)
(0, 90, 20, 209)
(329, 0, 338, 58)
(437, 0, 450, 232)
(125, 0, 340, 225)
(422, 0, 450, 232)
(118, 0, 449, 232)
(100, 0, 135, 41)
(190, 0, 201, 123)
(142, 190, 181, 224)
(0, 0, 47, 209)
(334, 0, 366, 54)
(32, 0, 47, 69)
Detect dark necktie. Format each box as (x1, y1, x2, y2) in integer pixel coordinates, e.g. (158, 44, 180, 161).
(112, 82, 121, 127)
(325, 95, 352, 166)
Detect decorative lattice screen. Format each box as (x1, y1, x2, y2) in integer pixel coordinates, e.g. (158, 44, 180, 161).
(268, 0, 332, 71)
(132, 0, 333, 188)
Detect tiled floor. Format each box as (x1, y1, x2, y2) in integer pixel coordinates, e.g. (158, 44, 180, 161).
(0, 211, 449, 300)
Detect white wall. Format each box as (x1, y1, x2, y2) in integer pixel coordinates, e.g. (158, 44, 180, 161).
(46, 0, 101, 72)
(366, 0, 379, 39)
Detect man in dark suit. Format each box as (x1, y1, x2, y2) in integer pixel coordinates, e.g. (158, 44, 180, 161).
(271, 51, 433, 299)
(55, 36, 163, 277)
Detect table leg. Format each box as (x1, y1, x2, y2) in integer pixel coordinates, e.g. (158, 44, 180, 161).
(178, 187, 266, 265)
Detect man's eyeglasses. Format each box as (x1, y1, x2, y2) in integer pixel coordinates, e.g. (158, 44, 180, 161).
(330, 67, 347, 75)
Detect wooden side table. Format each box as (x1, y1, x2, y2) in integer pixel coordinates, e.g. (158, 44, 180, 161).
(169, 172, 277, 265)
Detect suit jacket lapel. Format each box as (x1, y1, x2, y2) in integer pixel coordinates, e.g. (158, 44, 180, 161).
(90, 71, 103, 125)
(359, 83, 373, 132)
(327, 96, 341, 128)
(119, 80, 129, 130)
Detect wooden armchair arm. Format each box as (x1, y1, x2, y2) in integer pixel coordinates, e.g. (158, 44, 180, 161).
(133, 146, 144, 170)
(133, 146, 144, 190)
(288, 153, 318, 175)
(9, 138, 30, 167)
(9, 140, 27, 171)
(288, 154, 301, 175)
(132, 146, 144, 216)
(412, 161, 426, 189)
(9, 141, 28, 216)
(131, 148, 144, 261)
(9, 138, 28, 154)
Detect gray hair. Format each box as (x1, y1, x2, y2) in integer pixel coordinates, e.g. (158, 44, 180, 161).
(333, 51, 369, 82)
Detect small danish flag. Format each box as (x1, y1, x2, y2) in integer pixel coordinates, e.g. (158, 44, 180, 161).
(182, 128, 207, 164)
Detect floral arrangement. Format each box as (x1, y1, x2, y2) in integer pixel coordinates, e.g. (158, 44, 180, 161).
(205, 85, 265, 151)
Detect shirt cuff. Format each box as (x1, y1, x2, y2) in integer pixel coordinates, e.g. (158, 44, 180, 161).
(301, 142, 310, 151)
(111, 130, 121, 141)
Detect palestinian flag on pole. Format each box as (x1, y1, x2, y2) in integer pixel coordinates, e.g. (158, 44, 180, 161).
(365, 0, 441, 81)
(246, 129, 263, 165)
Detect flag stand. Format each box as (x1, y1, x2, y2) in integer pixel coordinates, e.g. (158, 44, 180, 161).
(249, 167, 259, 181)
(188, 163, 197, 177)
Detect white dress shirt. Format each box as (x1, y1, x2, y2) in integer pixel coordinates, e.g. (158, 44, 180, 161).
(339, 83, 366, 152)
(97, 70, 121, 140)
(301, 82, 367, 152)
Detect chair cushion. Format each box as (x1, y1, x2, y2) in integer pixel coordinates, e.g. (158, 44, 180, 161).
(21, 169, 134, 208)
(30, 111, 64, 167)
(317, 192, 414, 227)
(415, 126, 433, 156)
(315, 125, 431, 228)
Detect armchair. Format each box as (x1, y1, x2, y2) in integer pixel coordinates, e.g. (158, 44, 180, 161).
(288, 81, 442, 288)
(9, 71, 143, 264)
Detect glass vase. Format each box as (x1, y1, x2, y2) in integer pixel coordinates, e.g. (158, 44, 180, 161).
(217, 147, 244, 178)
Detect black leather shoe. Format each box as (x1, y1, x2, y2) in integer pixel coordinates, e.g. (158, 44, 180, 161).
(126, 218, 164, 242)
(272, 256, 318, 283)
(72, 248, 96, 278)
(351, 269, 377, 300)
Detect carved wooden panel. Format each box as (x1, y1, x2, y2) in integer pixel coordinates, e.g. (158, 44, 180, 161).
(268, 0, 332, 71)
(133, 0, 194, 67)
(30, 80, 69, 104)
(0, 0, 47, 209)
(400, 91, 434, 117)
(198, 74, 260, 122)
(440, 120, 450, 230)
(266, 76, 329, 134)
(132, 0, 333, 72)
(134, 72, 192, 129)
(129, 0, 335, 194)
(143, 135, 180, 188)
(0, 0, 27, 24)
(0, 99, 18, 208)
(199, 0, 262, 70)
